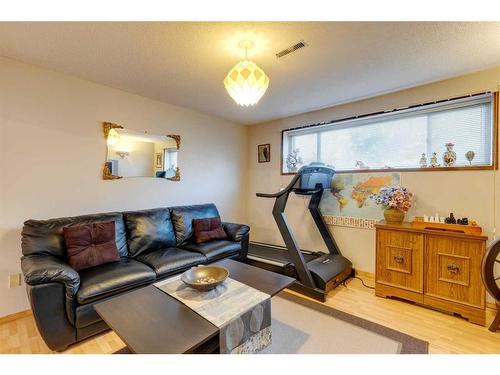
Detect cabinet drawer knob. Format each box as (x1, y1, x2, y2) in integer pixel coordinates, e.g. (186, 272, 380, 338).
(447, 264, 460, 274)
(393, 255, 404, 263)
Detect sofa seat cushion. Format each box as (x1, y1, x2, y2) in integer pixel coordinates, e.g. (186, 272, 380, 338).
(75, 285, 146, 328)
(181, 240, 240, 261)
(77, 258, 156, 305)
(136, 248, 207, 278)
(75, 300, 103, 328)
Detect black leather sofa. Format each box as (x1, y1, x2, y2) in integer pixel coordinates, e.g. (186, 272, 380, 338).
(20, 203, 250, 351)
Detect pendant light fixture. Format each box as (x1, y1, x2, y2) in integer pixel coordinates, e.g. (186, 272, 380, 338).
(224, 40, 270, 106)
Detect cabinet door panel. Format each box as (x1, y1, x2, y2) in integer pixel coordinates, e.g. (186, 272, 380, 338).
(376, 230, 424, 293)
(425, 235, 485, 308)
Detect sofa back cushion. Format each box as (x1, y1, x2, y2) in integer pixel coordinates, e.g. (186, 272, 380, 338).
(22, 212, 128, 258)
(170, 203, 220, 245)
(63, 221, 120, 271)
(123, 208, 176, 257)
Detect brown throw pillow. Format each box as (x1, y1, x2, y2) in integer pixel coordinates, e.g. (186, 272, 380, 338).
(192, 217, 227, 244)
(63, 221, 120, 271)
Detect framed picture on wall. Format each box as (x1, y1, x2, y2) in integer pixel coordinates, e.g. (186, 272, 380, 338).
(155, 152, 163, 169)
(258, 144, 271, 163)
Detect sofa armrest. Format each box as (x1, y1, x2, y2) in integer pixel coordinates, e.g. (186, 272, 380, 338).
(222, 222, 250, 261)
(21, 254, 80, 324)
(22, 254, 80, 292)
(27, 283, 77, 351)
(222, 222, 250, 242)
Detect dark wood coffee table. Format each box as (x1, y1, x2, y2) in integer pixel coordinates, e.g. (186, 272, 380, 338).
(94, 259, 294, 353)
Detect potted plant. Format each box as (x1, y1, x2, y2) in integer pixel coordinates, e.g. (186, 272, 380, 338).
(370, 186, 413, 225)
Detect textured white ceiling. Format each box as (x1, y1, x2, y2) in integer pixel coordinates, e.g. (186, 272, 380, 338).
(1, 22, 499, 125)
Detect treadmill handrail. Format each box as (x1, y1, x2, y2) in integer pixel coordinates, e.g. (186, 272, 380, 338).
(256, 192, 284, 198)
(293, 188, 323, 195)
(256, 173, 301, 198)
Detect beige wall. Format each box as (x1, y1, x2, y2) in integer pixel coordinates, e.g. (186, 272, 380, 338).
(247, 66, 500, 274)
(0, 57, 248, 317)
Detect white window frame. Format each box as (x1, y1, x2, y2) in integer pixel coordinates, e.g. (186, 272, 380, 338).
(281, 92, 497, 174)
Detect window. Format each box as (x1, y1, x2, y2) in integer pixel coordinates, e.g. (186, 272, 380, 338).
(281, 93, 496, 173)
(164, 148, 177, 171)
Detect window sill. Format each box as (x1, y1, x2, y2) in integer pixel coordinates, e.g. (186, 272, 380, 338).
(281, 165, 496, 175)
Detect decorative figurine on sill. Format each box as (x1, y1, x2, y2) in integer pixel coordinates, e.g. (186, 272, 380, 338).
(419, 153, 427, 168)
(457, 218, 469, 225)
(430, 152, 440, 167)
(445, 212, 457, 224)
(465, 150, 475, 165)
(443, 142, 457, 166)
(286, 148, 303, 172)
(355, 160, 370, 169)
(450, 213, 456, 224)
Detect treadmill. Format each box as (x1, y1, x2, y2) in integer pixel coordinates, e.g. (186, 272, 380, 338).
(247, 162, 353, 302)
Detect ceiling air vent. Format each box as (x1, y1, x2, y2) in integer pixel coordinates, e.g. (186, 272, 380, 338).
(275, 40, 308, 59)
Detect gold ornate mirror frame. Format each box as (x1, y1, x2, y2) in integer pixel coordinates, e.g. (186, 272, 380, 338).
(165, 133, 181, 181)
(102, 122, 181, 181)
(102, 122, 123, 180)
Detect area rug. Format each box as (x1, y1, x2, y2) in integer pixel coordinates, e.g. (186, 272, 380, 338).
(260, 292, 428, 354)
(115, 291, 428, 354)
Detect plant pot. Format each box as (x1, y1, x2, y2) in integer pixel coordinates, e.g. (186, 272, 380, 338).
(384, 208, 405, 225)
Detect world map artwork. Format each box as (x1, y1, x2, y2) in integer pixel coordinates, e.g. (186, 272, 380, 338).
(320, 172, 401, 229)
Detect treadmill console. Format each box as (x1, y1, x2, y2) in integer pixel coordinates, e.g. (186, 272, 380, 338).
(298, 163, 335, 191)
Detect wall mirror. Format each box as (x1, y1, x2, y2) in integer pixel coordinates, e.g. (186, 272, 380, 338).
(102, 122, 181, 181)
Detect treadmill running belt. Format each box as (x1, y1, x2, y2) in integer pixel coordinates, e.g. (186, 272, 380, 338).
(248, 243, 318, 266)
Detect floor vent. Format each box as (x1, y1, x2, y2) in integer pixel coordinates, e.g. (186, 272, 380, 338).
(275, 40, 308, 59)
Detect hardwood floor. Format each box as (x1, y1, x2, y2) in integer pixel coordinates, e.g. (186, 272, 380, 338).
(295, 275, 500, 354)
(1, 274, 498, 354)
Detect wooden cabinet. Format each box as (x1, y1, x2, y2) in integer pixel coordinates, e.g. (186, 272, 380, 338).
(376, 229, 424, 296)
(375, 223, 487, 325)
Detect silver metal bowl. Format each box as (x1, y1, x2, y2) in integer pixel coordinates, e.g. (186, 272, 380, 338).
(181, 266, 229, 292)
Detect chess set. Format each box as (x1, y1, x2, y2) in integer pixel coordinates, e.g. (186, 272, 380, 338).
(412, 212, 482, 235)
